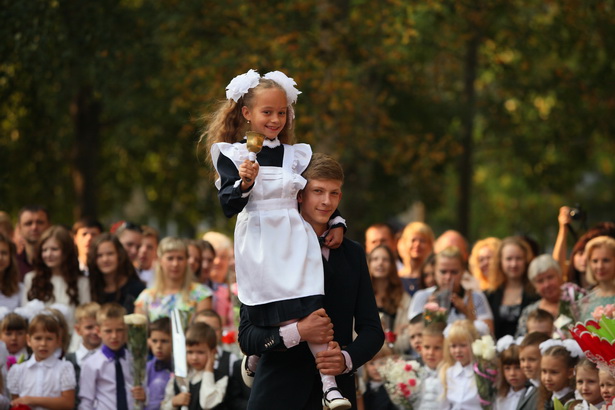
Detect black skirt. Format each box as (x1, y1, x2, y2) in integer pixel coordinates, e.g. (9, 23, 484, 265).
(244, 295, 324, 327)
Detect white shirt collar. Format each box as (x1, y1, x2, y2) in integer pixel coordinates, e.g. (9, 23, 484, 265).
(76, 344, 100, 363)
(452, 361, 474, 377)
(553, 386, 572, 400)
(25, 354, 58, 369)
(262, 137, 280, 148)
(507, 387, 526, 398)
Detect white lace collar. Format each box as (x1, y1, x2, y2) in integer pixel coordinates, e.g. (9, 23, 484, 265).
(262, 137, 280, 148)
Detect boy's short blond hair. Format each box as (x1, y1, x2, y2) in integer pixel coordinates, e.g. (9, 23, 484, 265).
(96, 303, 127, 325)
(75, 302, 101, 323)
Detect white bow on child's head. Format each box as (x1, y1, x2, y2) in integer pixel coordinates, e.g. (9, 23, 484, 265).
(496, 335, 524, 353)
(539, 339, 585, 358)
(225, 69, 301, 107)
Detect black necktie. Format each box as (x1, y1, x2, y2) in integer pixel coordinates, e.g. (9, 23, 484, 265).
(115, 352, 128, 410)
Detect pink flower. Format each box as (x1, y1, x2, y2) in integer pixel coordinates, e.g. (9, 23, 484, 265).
(605, 304, 615, 318)
(6, 356, 16, 369)
(424, 302, 440, 311)
(408, 378, 417, 387)
(593, 306, 605, 321)
(404, 363, 413, 371)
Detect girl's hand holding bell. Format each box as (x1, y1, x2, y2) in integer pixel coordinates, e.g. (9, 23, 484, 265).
(239, 159, 259, 190)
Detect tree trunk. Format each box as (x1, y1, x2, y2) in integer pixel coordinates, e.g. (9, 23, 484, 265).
(71, 86, 101, 221)
(458, 35, 479, 238)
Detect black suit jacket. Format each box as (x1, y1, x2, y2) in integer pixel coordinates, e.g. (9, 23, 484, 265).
(238, 238, 384, 410)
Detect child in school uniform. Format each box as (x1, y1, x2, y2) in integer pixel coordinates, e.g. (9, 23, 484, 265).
(66, 303, 103, 372)
(1, 312, 29, 365)
(599, 369, 615, 405)
(78, 302, 145, 410)
(574, 359, 603, 409)
(494, 335, 527, 410)
(66, 302, 102, 408)
(417, 323, 445, 410)
(7, 312, 76, 409)
(146, 317, 173, 410)
(361, 344, 396, 410)
(439, 320, 482, 409)
(517, 331, 551, 410)
(537, 339, 584, 410)
(162, 322, 228, 410)
(526, 309, 555, 337)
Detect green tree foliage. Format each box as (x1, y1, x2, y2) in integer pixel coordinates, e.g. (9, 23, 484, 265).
(1, 0, 613, 247)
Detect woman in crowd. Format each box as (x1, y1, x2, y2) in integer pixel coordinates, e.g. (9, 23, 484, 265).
(135, 236, 213, 322)
(368, 245, 405, 332)
(468, 237, 501, 291)
(22, 225, 90, 309)
(580, 236, 615, 321)
(88, 233, 145, 314)
(0, 233, 22, 309)
(397, 222, 434, 296)
(487, 236, 538, 339)
(409, 246, 493, 332)
(186, 239, 203, 278)
(515, 254, 564, 337)
(198, 239, 216, 287)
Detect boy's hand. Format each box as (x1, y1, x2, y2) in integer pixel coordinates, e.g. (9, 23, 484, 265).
(324, 226, 344, 249)
(298, 309, 333, 344)
(239, 159, 259, 190)
(172, 392, 191, 407)
(132, 386, 146, 401)
(315, 341, 346, 376)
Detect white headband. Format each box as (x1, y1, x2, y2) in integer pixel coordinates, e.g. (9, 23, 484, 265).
(539, 339, 585, 358)
(496, 335, 524, 353)
(225, 69, 301, 106)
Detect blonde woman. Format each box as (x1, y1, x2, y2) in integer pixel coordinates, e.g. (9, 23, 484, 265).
(580, 236, 615, 321)
(397, 222, 434, 295)
(135, 237, 213, 322)
(468, 237, 501, 291)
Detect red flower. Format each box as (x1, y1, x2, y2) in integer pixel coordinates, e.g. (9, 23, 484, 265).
(408, 378, 417, 387)
(221, 330, 236, 344)
(404, 363, 413, 371)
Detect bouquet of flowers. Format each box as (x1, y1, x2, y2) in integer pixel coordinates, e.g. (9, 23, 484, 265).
(570, 305, 615, 378)
(423, 302, 448, 326)
(554, 283, 589, 337)
(377, 356, 422, 409)
(471, 334, 498, 410)
(124, 313, 148, 410)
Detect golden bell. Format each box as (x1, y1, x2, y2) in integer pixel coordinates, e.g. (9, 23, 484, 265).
(246, 131, 265, 155)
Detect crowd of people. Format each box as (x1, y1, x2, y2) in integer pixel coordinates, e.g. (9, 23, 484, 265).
(1, 66, 614, 410)
(1, 202, 614, 409)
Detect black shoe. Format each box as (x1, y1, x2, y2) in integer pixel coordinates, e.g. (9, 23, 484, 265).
(322, 387, 351, 410)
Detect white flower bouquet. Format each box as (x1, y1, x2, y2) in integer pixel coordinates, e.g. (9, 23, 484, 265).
(377, 356, 422, 409)
(471, 335, 498, 410)
(125, 313, 148, 410)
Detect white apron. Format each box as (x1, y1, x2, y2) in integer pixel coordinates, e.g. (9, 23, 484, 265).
(212, 142, 324, 306)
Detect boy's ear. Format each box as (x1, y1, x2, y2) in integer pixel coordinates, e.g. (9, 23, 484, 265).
(26, 334, 32, 348)
(297, 189, 304, 203)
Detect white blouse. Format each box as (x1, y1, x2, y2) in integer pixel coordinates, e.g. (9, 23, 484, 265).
(7, 355, 76, 410)
(418, 366, 445, 410)
(495, 386, 526, 410)
(22, 272, 90, 309)
(445, 361, 482, 410)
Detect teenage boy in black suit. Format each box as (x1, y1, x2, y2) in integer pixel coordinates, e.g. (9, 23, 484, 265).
(238, 153, 384, 409)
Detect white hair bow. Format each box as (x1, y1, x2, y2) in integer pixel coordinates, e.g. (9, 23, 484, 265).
(539, 339, 585, 358)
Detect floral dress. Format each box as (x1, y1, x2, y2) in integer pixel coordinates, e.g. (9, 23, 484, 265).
(134, 282, 213, 322)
